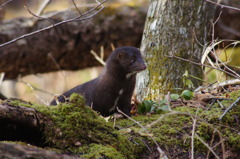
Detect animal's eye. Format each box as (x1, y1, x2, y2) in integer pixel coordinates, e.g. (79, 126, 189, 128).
(130, 59, 135, 63)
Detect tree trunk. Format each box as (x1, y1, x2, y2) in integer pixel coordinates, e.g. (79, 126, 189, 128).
(136, 0, 215, 100)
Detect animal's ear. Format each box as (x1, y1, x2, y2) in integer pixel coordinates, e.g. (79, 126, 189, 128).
(117, 51, 126, 60)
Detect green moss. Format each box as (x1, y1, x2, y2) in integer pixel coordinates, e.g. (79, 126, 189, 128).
(2, 90, 240, 158)
(4, 94, 135, 158)
(79, 144, 126, 159)
(115, 90, 240, 157)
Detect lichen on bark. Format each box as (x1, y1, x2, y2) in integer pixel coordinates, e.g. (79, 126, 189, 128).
(137, 0, 215, 100)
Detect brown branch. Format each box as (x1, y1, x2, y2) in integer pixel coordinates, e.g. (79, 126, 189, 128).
(72, 0, 83, 16)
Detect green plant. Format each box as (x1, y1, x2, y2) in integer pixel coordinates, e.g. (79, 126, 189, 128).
(181, 90, 194, 100)
(137, 99, 171, 114)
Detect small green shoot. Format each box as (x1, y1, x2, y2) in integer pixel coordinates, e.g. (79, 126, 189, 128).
(182, 71, 206, 89)
(182, 71, 194, 88)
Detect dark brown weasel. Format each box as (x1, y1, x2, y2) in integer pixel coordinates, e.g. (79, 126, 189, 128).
(50, 46, 146, 116)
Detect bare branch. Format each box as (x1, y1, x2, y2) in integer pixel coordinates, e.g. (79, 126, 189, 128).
(146, 111, 226, 159)
(211, 8, 222, 42)
(0, 0, 107, 48)
(166, 54, 240, 80)
(195, 134, 220, 159)
(219, 96, 240, 120)
(205, 0, 240, 12)
(35, 0, 51, 16)
(15, 79, 54, 96)
(23, 0, 55, 26)
(0, 0, 13, 8)
(117, 107, 169, 159)
(71, 0, 82, 16)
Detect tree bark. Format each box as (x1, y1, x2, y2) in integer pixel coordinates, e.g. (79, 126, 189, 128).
(136, 0, 215, 100)
(0, 6, 146, 79)
(0, 100, 49, 145)
(0, 143, 82, 159)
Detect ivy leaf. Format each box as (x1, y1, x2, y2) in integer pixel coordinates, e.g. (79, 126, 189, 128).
(185, 79, 194, 88)
(159, 99, 167, 106)
(161, 105, 171, 111)
(170, 94, 180, 100)
(181, 90, 194, 100)
(144, 101, 152, 112)
(137, 103, 146, 114)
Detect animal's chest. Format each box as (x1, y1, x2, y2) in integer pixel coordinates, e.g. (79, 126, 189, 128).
(92, 80, 133, 115)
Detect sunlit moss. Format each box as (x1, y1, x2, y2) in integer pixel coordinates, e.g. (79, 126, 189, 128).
(2, 90, 240, 158)
(5, 94, 135, 158)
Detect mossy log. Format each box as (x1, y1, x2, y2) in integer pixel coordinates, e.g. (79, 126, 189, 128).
(0, 92, 240, 158)
(0, 100, 47, 145)
(0, 94, 136, 158)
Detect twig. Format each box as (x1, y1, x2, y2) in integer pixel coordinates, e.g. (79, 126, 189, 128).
(0, 0, 13, 8)
(24, 0, 55, 26)
(211, 6, 222, 43)
(191, 117, 197, 159)
(35, 0, 51, 16)
(110, 43, 115, 51)
(90, 49, 106, 66)
(205, 0, 240, 12)
(219, 97, 240, 120)
(26, 83, 48, 105)
(30, 0, 52, 26)
(206, 130, 216, 159)
(116, 107, 168, 159)
(71, 0, 82, 16)
(195, 134, 220, 159)
(213, 79, 240, 89)
(190, 107, 199, 159)
(140, 138, 152, 153)
(146, 111, 226, 159)
(0, 0, 107, 48)
(0, 72, 4, 86)
(16, 79, 53, 96)
(47, 53, 68, 90)
(212, 6, 222, 42)
(166, 54, 240, 79)
(217, 100, 224, 108)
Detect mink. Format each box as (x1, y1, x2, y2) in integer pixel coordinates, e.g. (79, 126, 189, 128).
(50, 46, 147, 116)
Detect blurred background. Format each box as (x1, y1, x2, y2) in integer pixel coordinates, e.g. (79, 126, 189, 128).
(0, 0, 148, 104)
(1, 0, 240, 104)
